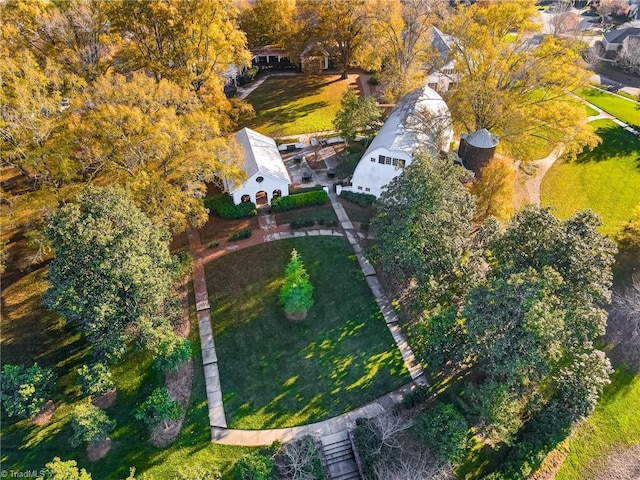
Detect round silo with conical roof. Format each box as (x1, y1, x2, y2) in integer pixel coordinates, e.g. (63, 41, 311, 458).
(458, 129, 499, 177)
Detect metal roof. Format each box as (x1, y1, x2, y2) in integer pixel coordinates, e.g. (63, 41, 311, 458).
(362, 84, 452, 159)
(461, 128, 499, 148)
(234, 128, 291, 184)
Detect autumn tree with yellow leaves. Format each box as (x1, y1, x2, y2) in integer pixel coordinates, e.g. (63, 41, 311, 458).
(1, 0, 249, 233)
(444, 0, 599, 161)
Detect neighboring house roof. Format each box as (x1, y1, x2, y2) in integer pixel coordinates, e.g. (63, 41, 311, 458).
(432, 26, 455, 60)
(603, 27, 640, 45)
(461, 128, 499, 148)
(234, 128, 291, 185)
(250, 46, 289, 57)
(362, 85, 452, 159)
(300, 40, 330, 58)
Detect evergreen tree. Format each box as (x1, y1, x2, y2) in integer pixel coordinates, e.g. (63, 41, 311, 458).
(279, 249, 314, 320)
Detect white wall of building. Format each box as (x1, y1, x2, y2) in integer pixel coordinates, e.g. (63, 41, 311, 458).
(231, 172, 289, 205)
(347, 147, 413, 198)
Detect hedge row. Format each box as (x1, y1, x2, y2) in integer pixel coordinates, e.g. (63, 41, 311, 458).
(204, 195, 257, 219)
(339, 190, 376, 207)
(229, 228, 252, 241)
(271, 190, 329, 212)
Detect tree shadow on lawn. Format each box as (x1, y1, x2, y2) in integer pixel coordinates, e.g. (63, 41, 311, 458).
(254, 101, 329, 127)
(247, 75, 357, 113)
(214, 289, 407, 427)
(575, 124, 640, 164)
(206, 237, 408, 428)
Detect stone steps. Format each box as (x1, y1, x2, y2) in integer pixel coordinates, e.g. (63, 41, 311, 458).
(320, 431, 361, 480)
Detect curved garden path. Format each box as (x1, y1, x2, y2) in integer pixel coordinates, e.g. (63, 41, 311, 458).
(524, 93, 639, 207)
(187, 193, 427, 445)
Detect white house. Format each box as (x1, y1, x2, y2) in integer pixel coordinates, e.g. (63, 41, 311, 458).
(343, 84, 453, 198)
(227, 127, 291, 206)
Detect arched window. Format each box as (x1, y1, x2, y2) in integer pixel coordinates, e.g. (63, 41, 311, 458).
(241, 194, 251, 203)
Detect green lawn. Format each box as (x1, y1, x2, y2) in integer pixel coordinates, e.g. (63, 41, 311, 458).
(555, 364, 640, 480)
(0, 270, 252, 479)
(586, 105, 599, 117)
(205, 236, 409, 429)
(243, 74, 359, 136)
(576, 88, 640, 128)
(541, 120, 640, 236)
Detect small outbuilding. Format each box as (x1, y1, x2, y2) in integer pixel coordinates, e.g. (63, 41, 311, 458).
(458, 128, 499, 178)
(227, 127, 291, 206)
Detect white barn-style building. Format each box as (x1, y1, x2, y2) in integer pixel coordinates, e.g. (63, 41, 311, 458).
(227, 127, 291, 206)
(343, 84, 453, 198)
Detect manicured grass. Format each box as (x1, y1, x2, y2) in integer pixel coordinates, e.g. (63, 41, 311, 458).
(555, 364, 640, 480)
(0, 270, 252, 479)
(576, 88, 640, 128)
(541, 120, 640, 236)
(243, 75, 360, 136)
(205, 236, 409, 429)
(586, 105, 599, 117)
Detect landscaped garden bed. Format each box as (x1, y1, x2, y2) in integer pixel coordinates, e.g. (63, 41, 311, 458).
(205, 236, 409, 429)
(541, 119, 640, 236)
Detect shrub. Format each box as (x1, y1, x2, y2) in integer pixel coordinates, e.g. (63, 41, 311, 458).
(271, 191, 328, 212)
(135, 387, 182, 429)
(174, 465, 221, 480)
(368, 73, 380, 86)
(175, 249, 194, 279)
(77, 363, 115, 399)
(1, 363, 55, 419)
(352, 418, 381, 479)
(274, 436, 323, 480)
(233, 452, 274, 480)
(153, 338, 192, 373)
(290, 219, 315, 229)
(279, 249, 314, 318)
(413, 402, 471, 462)
(288, 185, 325, 195)
(41, 457, 92, 480)
(69, 403, 115, 447)
(397, 384, 432, 410)
(339, 190, 376, 207)
(229, 228, 252, 241)
(204, 195, 257, 219)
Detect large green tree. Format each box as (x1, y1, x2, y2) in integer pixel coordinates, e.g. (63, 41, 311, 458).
(333, 90, 382, 145)
(444, 0, 599, 161)
(371, 152, 478, 309)
(45, 187, 178, 361)
(463, 208, 615, 443)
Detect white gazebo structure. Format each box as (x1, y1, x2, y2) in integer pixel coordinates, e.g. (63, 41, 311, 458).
(342, 84, 453, 198)
(227, 128, 291, 206)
